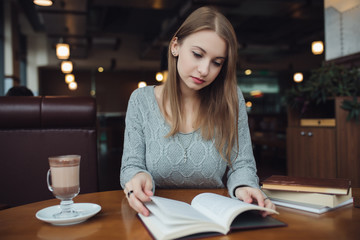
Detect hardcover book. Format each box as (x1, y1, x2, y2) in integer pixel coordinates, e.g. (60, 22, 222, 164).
(138, 193, 286, 240)
(271, 198, 353, 214)
(262, 188, 353, 208)
(261, 175, 351, 195)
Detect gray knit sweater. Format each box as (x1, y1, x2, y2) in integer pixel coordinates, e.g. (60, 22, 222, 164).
(120, 86, 260, 197)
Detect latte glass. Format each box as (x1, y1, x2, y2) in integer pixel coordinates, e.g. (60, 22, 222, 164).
(47, 155, 80, 218)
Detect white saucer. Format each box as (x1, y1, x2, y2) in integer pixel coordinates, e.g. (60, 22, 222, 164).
(36, 203, 101, 226)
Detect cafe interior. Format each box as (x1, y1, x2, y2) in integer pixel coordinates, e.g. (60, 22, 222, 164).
(1, 0, 360, 210)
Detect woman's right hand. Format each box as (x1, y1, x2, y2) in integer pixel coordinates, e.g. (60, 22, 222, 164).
(124, 172, 153, 216)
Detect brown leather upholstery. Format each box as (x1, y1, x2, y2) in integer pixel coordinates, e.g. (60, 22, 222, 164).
(0, 96, 98, 208)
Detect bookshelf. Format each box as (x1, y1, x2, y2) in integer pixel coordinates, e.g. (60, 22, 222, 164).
(287, 97, 360, 187)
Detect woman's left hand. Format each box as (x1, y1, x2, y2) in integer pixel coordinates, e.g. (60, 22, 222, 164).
(235, 186, 276, 217)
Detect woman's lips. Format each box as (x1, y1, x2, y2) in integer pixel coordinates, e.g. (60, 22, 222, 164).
(192, 77, 205, 84)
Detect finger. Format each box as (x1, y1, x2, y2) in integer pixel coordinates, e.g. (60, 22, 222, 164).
(125, 180, 150, 201)
(126, 190, 135, 198)
(135, 176, 153, 200)
(261, 199, 276, 217)
(243, 194, 252, 204)
(128, 194, 150, 216)
(261, 207, 274, 217)
(235, 188, 253, 204)
(251, 190, 266, 207)
(261, 211, 270, 217)
(265, 199, 276, 210)
(144, 178, 153, 195)
(124, 188, 132, 198)
(124, 182, 133, 196)
(125, 187, 150, 216)
(133, 188, 152, 202)
(145, 189, 154, 197)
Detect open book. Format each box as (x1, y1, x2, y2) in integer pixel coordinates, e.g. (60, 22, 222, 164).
(138, 192, 286, 240)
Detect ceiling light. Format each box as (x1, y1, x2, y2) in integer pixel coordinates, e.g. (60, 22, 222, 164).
(68, 82, 78, 91)
(61, 61, 73, 74)
(155, 71, 168, 82)
(250, 90, 263, 97)
(245, 69, 252, 75)
(293, 72, 303, 82)
(65, 74, 75, 84)
(56, 43, 70, 60)
(98, 67, 104, 72)
(33, 0, 53, 7)
(312, 41, 324, 55)
(156, 72, 164, 82)
(138, 81, 147, 88)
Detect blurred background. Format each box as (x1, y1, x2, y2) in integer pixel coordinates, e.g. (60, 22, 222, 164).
(2, 0, 360, 191)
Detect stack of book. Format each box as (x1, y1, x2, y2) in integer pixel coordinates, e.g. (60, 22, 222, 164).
(261, 175, 353, 214)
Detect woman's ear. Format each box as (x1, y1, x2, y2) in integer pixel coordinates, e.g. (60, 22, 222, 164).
(171, 37, 179, 57)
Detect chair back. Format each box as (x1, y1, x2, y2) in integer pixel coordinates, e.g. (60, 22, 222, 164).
(0, 96, 98, 207)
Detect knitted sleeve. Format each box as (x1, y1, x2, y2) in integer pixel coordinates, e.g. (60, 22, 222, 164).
(226, 87, 260, 197)
(120, 88, 154, 190)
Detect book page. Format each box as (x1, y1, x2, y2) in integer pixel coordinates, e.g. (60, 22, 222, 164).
(191, 193, 278, 229)
(141, 196, 228, 239)
(149, 196, 216, 224)
(138, 212, 227, 240)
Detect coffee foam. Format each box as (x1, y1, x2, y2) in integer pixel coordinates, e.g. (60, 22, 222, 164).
(49, 155, 80, 167)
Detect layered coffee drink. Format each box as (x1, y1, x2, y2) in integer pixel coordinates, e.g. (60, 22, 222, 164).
(48, 155, 80, 200)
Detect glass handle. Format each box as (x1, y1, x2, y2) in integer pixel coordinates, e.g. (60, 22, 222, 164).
(47, 169, 53, 192)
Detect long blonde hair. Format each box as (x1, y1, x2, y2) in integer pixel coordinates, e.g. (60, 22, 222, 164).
(162, 6, 239, 166)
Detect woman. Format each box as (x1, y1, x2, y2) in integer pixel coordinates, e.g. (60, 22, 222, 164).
(120, 6, 275, 217)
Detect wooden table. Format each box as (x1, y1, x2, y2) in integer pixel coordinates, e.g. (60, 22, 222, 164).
(0, 189, 359, 240)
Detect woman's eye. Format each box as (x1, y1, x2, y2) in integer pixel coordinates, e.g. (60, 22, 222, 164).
(192, 51, 202, 58)
(213, 61, 222, 67)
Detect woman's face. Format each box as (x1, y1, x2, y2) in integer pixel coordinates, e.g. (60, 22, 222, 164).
(171, 30, 227, 92)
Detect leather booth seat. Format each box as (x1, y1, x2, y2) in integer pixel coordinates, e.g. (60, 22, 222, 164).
(0, 96, 98, 208)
